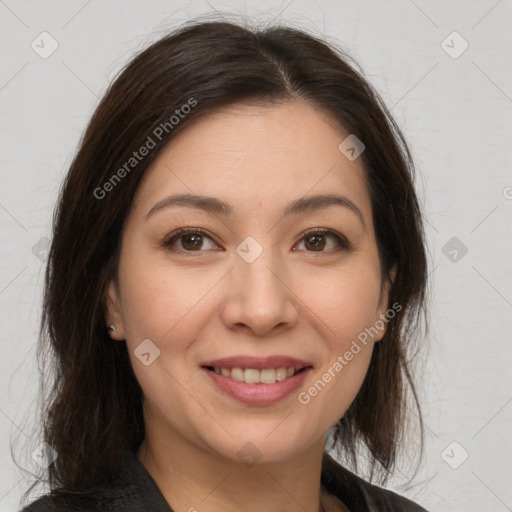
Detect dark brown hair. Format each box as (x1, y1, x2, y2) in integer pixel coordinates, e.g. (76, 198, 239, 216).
(17, 16, 428, 505)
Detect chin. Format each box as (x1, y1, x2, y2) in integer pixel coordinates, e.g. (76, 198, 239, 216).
(200, 420, 316, 467)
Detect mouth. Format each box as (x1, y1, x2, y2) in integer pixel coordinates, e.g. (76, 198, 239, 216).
(200, 355, 313, 404)
(202, 365, 310, 384)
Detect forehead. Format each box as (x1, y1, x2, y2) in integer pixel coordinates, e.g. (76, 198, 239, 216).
(129, 100, 371, 222)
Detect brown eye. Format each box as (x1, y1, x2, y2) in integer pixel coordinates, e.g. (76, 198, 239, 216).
(295, 229, 351, 253)
(304, 233, 327, 251)
(181, 233, 204, 250)
(163, 228, 218, 253)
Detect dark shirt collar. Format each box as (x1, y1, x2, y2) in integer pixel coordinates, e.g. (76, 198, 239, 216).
(113, 449, 370, 512)
(115, 449, 174, 511)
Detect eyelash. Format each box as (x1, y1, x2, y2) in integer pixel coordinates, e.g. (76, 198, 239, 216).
(161, 227, 352, 255)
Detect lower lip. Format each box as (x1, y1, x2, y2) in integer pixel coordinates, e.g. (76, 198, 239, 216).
(202, 367, 312, 405)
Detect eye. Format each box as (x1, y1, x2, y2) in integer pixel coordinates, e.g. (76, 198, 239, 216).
(162, 228, 220, 253)
(294, 228, 351, 253)
(162, 227, 351, 255)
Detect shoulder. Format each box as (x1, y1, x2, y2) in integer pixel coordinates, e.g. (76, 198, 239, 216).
(18, 449, 168, 512)
(321, 452, 429, 512)
(19, 493, 107, 512)
(357, 478, 429, 512)
(19, 482, 141, 512)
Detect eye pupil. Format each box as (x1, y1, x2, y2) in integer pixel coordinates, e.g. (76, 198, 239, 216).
(165, 229, 346, 255)
(182, 234, 203, 250)
(305, 234, 326, 251)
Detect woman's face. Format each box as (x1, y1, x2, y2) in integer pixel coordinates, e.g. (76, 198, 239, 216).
(106, 100, 392, 464)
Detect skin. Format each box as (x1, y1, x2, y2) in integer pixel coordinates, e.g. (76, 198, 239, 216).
(104, 100, 394, 512)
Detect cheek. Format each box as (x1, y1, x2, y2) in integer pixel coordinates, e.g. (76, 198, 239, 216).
(296, 264, 381, 411)
(304, 262, 383, 341)
(117, 244, 219, 346)
(116, 248, 218, 422)
(299, 282, 378, 427)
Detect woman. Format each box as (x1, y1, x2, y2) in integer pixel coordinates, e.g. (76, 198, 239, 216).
(19, 18, 429, 512)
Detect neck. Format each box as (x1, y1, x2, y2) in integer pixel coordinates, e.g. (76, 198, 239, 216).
(136, 429, 328, 512)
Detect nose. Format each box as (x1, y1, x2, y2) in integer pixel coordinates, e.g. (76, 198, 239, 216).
(220, 249, 300, 337)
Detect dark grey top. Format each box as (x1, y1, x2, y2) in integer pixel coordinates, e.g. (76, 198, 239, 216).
(20, 450, 429, 512)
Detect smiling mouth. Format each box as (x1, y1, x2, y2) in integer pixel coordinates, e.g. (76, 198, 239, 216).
(203, 366, 311, 385)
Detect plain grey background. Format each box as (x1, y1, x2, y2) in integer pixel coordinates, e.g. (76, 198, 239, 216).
(1, 1, 511, 511)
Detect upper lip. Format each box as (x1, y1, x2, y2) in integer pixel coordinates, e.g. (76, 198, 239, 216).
(201, 355, 313, 371)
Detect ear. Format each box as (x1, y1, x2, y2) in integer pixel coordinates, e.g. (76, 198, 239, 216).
(103, 279, 125, 340)
(374, 265, 397, 342)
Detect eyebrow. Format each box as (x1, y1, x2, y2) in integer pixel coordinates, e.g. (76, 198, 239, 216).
(145, 193, 365, 227)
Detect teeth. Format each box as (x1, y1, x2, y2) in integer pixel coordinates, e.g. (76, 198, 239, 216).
(260, 368, 276, 384)
(213, 366, 299, 384)
(244, 368, 260, 383)
(276, 368, 287, 381)
(231, 367, 244, 382)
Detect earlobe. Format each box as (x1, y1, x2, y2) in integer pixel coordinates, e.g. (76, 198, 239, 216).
(374, 265, 398, 342)
(388, 265, 397, 287)
(103, 279, 124, 340)
(381, 265, 397, 308)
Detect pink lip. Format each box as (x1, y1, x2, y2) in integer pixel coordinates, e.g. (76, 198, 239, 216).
(201, 367, 313, 405)
(200, 355, 312, 371)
